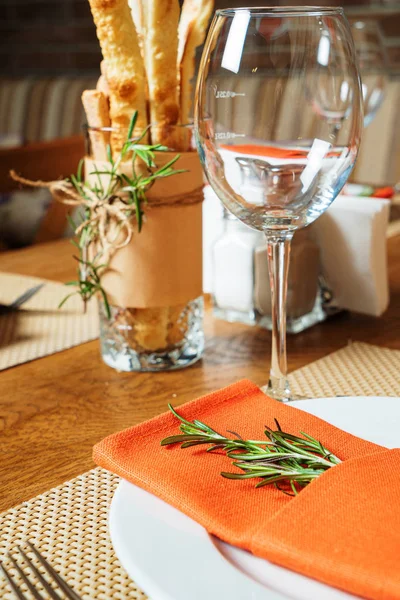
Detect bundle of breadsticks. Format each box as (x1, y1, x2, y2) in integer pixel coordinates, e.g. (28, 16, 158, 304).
(82, 0, 214, 353)
(82, 0, 214, 156)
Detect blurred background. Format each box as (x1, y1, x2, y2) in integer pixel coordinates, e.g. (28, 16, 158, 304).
(0, 0, 399, 248)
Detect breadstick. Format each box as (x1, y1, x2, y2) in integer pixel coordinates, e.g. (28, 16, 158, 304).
(96, 75, 110, 98)
(177, 0, 197, 69)
(131, 307, 169, 351)
(128, 0, 144, 53)
(167, 303, 188, 345)
(96, 60, 111, 100)
(81, 90, 111, 161)
(140, 0, 181, 147)
(87, 0, 148, 153)
(100, 60, 107, 78)
(179, 0, 214, 133)
(96, 60, 111, 97)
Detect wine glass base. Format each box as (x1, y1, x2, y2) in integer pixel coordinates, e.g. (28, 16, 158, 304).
(260, 384, 308, 402)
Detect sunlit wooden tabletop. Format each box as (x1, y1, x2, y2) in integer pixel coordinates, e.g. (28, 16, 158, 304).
(0, 237, 399, 512)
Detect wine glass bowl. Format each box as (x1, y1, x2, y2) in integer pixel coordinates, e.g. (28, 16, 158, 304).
(196, 8, 362, 234)
(195, 7, 363, 401)
(351, 20, 388, 127)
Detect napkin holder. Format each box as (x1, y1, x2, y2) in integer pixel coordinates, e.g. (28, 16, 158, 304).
(313, 195, 390, 317)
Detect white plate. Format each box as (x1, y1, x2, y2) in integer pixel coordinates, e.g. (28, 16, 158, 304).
(109, 396, 400, 600)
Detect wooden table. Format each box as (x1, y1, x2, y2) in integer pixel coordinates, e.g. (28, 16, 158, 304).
(1, 237, 399, 512)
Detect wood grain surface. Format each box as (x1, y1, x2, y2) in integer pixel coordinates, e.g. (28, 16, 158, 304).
(0, 237, 399, 511)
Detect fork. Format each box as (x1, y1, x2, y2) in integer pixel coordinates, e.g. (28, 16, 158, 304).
(0, 541, 82, 600)
(0, 283, 45, 316)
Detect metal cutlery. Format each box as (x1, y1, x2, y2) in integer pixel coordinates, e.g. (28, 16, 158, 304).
(0, 541, 82, 600)
(0, 283, 44, 315)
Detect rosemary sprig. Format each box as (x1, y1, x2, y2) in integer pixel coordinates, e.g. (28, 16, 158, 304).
(61, 112, 185, 317)
(161, 405, 341, 496)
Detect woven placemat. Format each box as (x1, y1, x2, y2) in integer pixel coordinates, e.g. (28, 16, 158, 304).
(0, 341, 399, 599)
(0, 272, 99, 370)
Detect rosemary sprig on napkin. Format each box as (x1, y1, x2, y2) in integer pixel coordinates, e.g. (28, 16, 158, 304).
(161, 405, 341, 495)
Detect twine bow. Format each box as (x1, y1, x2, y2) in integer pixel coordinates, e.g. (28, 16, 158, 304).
(10, 170, 203, 264)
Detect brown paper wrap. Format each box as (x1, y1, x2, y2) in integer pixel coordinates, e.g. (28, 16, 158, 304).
(85, 151, 204, 309)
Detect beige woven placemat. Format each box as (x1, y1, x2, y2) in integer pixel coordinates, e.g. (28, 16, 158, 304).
(0, 272, 99, 370)
(0, 341, 399, 599)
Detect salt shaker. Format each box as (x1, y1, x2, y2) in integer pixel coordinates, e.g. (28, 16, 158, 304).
(212, 208, 264, 324)
(212, 210, 331, 332)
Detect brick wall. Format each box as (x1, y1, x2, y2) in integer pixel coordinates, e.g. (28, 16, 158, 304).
(1, 0, 101, 76)
(215, 0, 400, 74)
(1, 0, 399, 76)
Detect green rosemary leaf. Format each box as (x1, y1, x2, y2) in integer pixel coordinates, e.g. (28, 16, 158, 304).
(152, 168, 187, 181)
(221, 472, 257, 480)
(161, 405, 341, 495)
(77, 159, 84, 183)
(132, 144, 155, 151)
(121, 173, 133, 185)
(129, 123, 152, 145)
(106, 144, 113, 164)
(161, 434, 207, 446)
(127, 111, 138, 141)
(151, 144, 169, 152)
(180, 440, 216, 449)
(154, 155, 181, 175)
(255, 475, 293, 488)
(203, 443, 222, 450)
(139, 188, 148, 207)
(99, 288, 111, 319)
(92, 263, 108, 273)
(299, 431, 318, 442)
(73, 255, 90, 265)
(89, 165, 106, 196)
(58, 292, 77, 309)
(133, 191, 142, 231)
(70, 174, 81, 190)
(192, 419, 217, 434)
(167, 403, 194, 427)
(67, 214, 77, 231)
(135, 148, 155, 168)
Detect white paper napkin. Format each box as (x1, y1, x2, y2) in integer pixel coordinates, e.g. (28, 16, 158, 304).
(313, 195, 390, 316)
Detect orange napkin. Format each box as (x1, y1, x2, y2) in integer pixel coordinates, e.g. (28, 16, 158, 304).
(93, 380, 400, 600)
(221, 144, 309, 159)
(221, 144, 341, 159)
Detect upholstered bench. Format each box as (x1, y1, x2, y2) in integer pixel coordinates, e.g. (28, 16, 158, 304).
(0, 76, 97, 247)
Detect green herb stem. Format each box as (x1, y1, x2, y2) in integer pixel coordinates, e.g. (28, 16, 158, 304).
(61, 111, 184, 315)
(161, 404, 341, 495)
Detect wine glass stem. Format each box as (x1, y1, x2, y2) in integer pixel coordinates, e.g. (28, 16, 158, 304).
(266, 232, 293, 401)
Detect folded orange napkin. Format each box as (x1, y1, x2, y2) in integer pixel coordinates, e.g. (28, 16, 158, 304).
(93, 380, 400, 600)
(221, 144, 309, 159)
(221, 144, 341, 159)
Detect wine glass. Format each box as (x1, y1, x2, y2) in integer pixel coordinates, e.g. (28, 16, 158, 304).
(351, 20, 388, 127)
(195, 7, 362, 401)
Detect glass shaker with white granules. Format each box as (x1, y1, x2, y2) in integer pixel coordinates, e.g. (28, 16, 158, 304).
(212, 208, 334, 333)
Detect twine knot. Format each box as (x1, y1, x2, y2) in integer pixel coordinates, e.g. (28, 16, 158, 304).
(10, 170, 203, 264)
